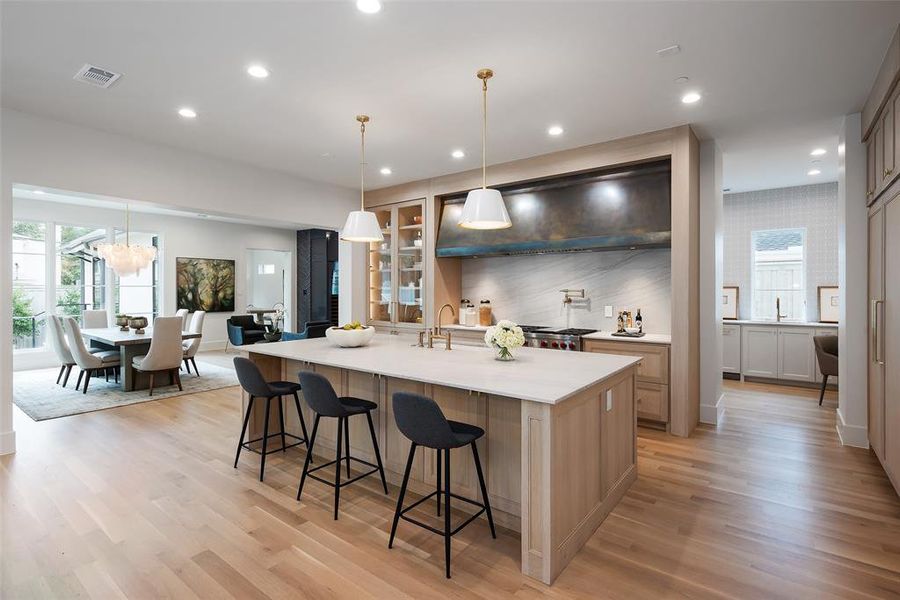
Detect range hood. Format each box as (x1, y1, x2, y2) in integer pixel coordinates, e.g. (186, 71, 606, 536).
(436, 159, 671, 257)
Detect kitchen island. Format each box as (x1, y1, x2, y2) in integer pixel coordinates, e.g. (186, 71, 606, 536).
(243, 335, 641, 584)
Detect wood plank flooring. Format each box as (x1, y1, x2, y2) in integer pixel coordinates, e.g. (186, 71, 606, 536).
(2, 376, 900, 599)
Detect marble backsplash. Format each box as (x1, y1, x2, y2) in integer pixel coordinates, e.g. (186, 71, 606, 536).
(460, 249, 671, 334)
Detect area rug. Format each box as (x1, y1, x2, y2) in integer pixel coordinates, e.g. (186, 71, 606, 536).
(13, 362, 239, 421)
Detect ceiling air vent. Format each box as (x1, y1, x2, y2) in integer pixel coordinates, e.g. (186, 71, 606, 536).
(73, 64, 121, 88)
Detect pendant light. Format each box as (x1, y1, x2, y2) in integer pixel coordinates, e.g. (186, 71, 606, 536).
(95, 204, 157, 277)
(459, 68, 511, 230)
(341, 115, 384, 243)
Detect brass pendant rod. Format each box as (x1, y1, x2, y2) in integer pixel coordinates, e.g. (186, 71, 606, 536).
(360, 120, 366, 211)
(482, 77, 487, 190)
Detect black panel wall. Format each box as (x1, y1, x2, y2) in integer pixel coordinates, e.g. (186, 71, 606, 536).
(297, 229, 339, 328)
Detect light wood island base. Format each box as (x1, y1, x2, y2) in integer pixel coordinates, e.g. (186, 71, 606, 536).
(244, 341, 638, 585)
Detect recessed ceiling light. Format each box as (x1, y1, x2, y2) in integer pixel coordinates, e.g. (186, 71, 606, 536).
(808, 169, 821, 176)
(451, 149, 465, 159)
(178, 107, 197, 119)
(380, 167, 392, 175)
(674, 76, 690, 84)
(356, 0, 382, 13)
(547, 125, 564, 136)
(656, 44, 681, 57)
(247, 64, 269, 79)
(33, 189, 45, 195)
(810, 148, 827, 157)
(681, 91, 701, 104)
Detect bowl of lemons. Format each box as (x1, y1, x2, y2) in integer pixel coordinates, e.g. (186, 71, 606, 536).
(325, 321, 376, 348)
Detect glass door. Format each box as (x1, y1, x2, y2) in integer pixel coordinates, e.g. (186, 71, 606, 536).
(395, 201, 424, 325)
(368, 207, 393, 324)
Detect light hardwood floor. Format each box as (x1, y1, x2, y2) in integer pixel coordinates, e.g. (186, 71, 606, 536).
(2, 377, 899, 599)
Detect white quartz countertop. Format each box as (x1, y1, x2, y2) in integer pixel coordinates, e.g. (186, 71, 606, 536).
(723, 320, 837, 328)
(581, 331, 672, 344)
(246, 335, 641, 405)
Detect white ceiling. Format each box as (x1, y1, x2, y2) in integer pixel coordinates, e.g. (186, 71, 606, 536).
(3, 1, 899, 194)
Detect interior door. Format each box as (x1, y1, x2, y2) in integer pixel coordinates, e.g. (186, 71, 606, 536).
(883, 197, 900, 484)
(869, 207, 885, 461)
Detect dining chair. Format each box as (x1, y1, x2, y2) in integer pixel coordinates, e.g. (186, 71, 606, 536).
(132, 316, 184, 396)
(48, 315, 77, 387)
(183, 310, 206, 375)
(63, 317, 121, 394)
(175, 308, 189, 332)
(82, 309, 109, 329)
(814, 335, 838, 406)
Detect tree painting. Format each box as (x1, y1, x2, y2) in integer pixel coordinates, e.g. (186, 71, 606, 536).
(176, 258, 235, 312)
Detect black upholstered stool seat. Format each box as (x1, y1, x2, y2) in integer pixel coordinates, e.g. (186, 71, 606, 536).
(388, 391, 496, 579)
(232, 357, 312, 482)
(295, 371, 388, 520)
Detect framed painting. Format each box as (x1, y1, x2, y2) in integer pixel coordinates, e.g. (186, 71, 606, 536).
(818, 285, 839, 323)
(722, 286, 739, 320)
(176, 257, 236, 312)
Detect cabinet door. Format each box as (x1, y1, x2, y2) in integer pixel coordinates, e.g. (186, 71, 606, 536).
(394, 200, 425, 326)
(367, 208, 393, 324)
(868, 135, 877, 205)
(884, 105, 895, 185)
(636, 382, 668, 422)
(883, 198, 900, 484)
(741, 327, 778, 378)
(875, 120, 885, 196)
(777, 328, 816, 382)
(722, 324, 741, 373)
(870, 207, 885, 461)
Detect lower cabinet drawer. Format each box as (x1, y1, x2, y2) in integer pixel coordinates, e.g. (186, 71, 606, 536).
(636, 382, 668, 422)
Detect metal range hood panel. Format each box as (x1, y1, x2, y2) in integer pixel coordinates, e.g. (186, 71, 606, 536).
(436, 160, 671, 257)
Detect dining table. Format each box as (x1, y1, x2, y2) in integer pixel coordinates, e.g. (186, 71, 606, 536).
(80, 327, 202, 391)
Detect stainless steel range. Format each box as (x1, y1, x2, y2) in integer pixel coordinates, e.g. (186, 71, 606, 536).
(519, 326, 598, 351)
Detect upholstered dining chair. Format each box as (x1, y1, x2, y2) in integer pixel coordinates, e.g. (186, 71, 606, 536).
(48, 315, 77, 387)
(63, 317, 121, 394)
(82, 309, 109, 329)
(132, 316, 184, 396)
(175, 308, 189, 332)
(183, 310, 206, 376)
(814, 335, 838, 406)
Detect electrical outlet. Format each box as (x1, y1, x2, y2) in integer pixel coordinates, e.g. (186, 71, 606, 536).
(606, 390, 613, 411)
(604, 305, 613, 318)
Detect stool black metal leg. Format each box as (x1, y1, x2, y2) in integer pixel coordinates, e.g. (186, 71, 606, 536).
(365, 411, 389, 494)
(334, 416, 343, 520)
(297, 415, 320, 500)
(471, 441, 496, 538)
(277, 395, 287, 452)
(389, 442, 416, 549)
(436, 449, 442, 516)
(293, 392, 311, 451)
(443, 448, 451, 579)
(344, 417, 351, 478)
(260, 395, 272, 482)
(234, 396, 254, 468)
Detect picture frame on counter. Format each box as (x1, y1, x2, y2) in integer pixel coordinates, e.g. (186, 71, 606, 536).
(722, 286, 739, 320)
(818, 285, 839, 323)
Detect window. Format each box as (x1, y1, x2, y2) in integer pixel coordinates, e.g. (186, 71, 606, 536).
(113, 230, 159, 320)
(751, 228, 806, 321)
(12, 221, 47, 349)
(258, 263, 276, 275)
(56, 224, 106, 324)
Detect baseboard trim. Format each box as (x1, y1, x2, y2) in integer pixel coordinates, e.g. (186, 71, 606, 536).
(836, 407, 868, 448)
(700, 393, 724, 425)
(0, 429, 16, 455)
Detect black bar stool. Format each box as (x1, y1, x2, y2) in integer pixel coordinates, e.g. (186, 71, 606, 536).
(295, 370, 388, 520)
(233, 357, 311, 481)
(388, 391, 496, 578)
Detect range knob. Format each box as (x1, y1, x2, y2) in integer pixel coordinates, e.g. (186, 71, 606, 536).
(551, 341, 559, 349)
(540, 340, 548, 348)
(567, 342, 577, 350)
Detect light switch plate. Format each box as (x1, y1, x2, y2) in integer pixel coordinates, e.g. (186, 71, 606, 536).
(605, 390, 613, 411)
(604, 305, 613, 318)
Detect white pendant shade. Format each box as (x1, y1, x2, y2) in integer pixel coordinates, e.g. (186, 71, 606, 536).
(341, 210, 384, 242)
(96, 243, 157, 277)
(459, 188, 512, 230)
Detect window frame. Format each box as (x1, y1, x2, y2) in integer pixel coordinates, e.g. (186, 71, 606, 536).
(749, 227, 807, 322)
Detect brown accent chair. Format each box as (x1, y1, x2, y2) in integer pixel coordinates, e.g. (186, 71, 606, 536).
(814, 335, 838, 406)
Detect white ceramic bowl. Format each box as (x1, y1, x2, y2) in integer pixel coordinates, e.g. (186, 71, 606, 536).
(325, 326, 376, 348)
(624, 327, 640, 334)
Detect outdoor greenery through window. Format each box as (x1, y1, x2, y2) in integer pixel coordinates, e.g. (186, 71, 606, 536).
(56, 224, 107, 325)
(12, 221, 47, 349)
(751, 228, 806, 321)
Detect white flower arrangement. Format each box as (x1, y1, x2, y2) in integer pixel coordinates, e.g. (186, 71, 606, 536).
(484, 320, 525, 360)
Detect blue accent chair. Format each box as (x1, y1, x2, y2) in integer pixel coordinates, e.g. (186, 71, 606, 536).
(226, 315, 267, 348)
(281, 320, 332, 341)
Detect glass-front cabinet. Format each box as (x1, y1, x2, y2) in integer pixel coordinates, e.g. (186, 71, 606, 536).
(368, 199, 425, 328)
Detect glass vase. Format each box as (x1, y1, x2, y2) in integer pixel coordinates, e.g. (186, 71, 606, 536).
(495, 347, 515, 361)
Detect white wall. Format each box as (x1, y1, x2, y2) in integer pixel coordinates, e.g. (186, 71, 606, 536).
(460, 250, 672, 333)
(1, 108, 358, 455)
(723, 182, 839, 321)
(12, 198, 297, 370)
(837, 113, 869, 448)
(699, 140, 724, 425)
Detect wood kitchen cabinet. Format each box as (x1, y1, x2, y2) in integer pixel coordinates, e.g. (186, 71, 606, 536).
(582, 339, 669, 424)
(869, 205, 885, 463)
(883, 195, 900, 487)
(865, 79, 900, 205)
(722, 324, 741, 374)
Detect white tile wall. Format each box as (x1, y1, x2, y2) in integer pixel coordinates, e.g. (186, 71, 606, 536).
(460, 249, 671, 333)
(723, 182, 838, 321)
